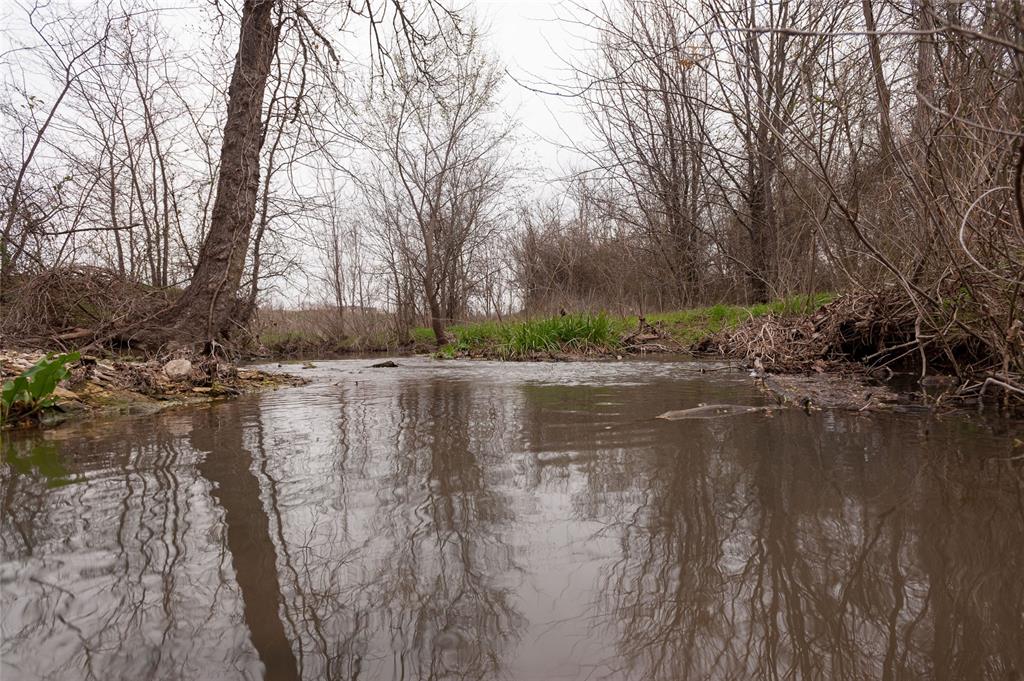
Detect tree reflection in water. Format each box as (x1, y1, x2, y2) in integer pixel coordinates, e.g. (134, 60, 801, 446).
(3, 360, 1024, 681)
(590, 412, 1024, 680)
(1, 413, 259, 680)
(193, 405, 300, 681)
(239, 376, 525, 681)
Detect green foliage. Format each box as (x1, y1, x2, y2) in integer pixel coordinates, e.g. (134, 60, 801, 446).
(1, 351, 80, 425)
(502, 314, 619, 358)
(437, 314, 620, 358)
(645, 293, 834, 344)
(451, 321, 502, 347)
(410, 327, 437, 344)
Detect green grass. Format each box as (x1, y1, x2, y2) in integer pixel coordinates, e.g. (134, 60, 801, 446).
(641, 293, 834, 345)
(502, 314, 621, 358)
(426, 313, 622, 359)
(421, 293, 834, 359)
(410, 326, 436, 345)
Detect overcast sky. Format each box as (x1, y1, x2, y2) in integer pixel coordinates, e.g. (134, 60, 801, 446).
(1, 0, 596, 174)
(471, 0, 594, 177)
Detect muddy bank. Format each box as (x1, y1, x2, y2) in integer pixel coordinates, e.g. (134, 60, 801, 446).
(758, 372, 902, 411)
(1, 350, 304, 429)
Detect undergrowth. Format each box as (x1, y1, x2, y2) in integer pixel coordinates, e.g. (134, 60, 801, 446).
(643, 293, 834, 345)
(421, 294, 833, 359)
(1, 352, 80, 426)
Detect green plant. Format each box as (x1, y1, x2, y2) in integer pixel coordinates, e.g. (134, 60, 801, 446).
(1, 351, 80, 425)
(410, 326, 436, 344)
(502, 313, 620, 358)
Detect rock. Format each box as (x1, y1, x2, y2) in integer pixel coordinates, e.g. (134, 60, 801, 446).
(191, 386, 212, 393)
(163, 358, 193, 380)
(52, 386, 79, 400)
(369, 360, 399, 368)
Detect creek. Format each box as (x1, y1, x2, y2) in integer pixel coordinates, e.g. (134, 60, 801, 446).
(2, 357, 1023, 680)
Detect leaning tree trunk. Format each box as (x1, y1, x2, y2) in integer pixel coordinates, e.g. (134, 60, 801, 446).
(167, 0, 278, 343)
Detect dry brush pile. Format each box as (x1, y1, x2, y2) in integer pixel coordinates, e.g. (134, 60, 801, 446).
(0, 266, 176, 350)
(698, 288, 1023, 402)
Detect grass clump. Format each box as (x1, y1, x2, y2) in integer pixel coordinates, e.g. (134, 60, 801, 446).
(435, 313, 621, 359)
(502, 314, 620, 358)
(410, 326, 436, 345)
(451, 321, 504, 347)
(425, 293, 833, 360)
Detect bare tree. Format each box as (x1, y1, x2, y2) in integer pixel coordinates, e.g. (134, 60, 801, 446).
(573, 0, 712, 306)
(356, 24, 514, 345)
(150, 0, 462, 347)
(0, 1, 115, 286)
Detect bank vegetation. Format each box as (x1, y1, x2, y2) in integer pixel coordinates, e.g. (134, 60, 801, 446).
(1, 0, 1021, 402)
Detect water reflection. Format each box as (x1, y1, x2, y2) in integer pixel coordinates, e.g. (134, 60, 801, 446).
(193, 405, 299, 681)
(594, 414, 1024, 680)
(2, 358, 1023, 680)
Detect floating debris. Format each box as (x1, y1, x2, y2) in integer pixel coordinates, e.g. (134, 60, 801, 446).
(657, 404, 771, 420)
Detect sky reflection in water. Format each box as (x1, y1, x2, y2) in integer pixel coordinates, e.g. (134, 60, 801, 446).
(3, 358, 1024, 681)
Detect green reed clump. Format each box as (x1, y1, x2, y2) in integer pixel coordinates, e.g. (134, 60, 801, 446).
(435, 313, 622, 358)
(450, 321, 504, 348)
(500, 313, 620, 358)
(433, 294, 834, 359)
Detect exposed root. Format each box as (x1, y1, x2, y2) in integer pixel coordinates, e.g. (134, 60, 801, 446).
(620, 316, 680, 354)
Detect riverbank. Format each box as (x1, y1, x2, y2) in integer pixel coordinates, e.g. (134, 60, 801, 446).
(419, 294, 835, 360)
(416, 291, 1019, 410)
(5, 290, 1018, 429)
(1, 350, 304, 429)
(252, 295, 834, 359)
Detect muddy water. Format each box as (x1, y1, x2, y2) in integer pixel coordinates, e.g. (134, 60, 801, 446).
(3, 358, 1024, 681)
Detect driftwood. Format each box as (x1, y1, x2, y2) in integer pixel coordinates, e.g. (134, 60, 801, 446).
(620, 316, 681, 354)
(657, 404, 773, 420)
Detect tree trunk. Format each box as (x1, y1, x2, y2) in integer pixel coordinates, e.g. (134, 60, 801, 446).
(747, 164, 775, 304)
(861, 0, 895, 163)
(166, 0, 278, 343)
(423, 268, 448, 347)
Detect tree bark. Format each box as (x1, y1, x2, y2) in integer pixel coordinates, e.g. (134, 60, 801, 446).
(861, 0, 895, 163)
(423, 258, 448, 347)
(166, 0, 278, 342)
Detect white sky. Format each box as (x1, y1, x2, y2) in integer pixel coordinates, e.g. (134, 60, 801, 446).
(1, 0, 596, 176)
(471, 0, 594, 178)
